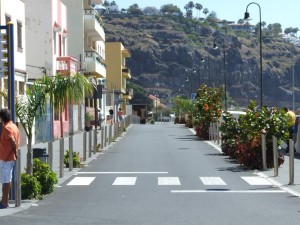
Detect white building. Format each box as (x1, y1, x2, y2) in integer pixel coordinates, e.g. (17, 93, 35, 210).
(25, 0, 76, 140)
(0, 0, 27, 108)
(62, 0, 107, 125)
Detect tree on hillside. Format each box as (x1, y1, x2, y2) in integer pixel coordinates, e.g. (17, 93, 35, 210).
(237, 19, 244, 24)
(203, 8, 209, 18)
(103, 0, 110, 6)
(127, 81, 152, 107)
(195, 3, 203, 18)
(127, 4, 143, 15)
(160, 4, 182, 15)
(206, 11, 218, 26)
(284, 27, 299, 36)
(143, 7, 159, 15)
(267, 23, 282, 36)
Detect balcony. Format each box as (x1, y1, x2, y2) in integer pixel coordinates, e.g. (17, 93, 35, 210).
(123, 89, 133, 100)
(122, 68, 131, 79)
(84, 9, 105, 41)
(91, 0, 104, 4)
(122, 48, 131, 58)
(84, 51, 106, 78)
(57, 56, 77, 75)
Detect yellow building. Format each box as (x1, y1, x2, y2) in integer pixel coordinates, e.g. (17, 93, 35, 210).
(105, 42, 132, 117)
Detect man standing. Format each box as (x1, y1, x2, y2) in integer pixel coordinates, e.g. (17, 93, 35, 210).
(284, 107, 296, 154)
(0, 109, 20, 209)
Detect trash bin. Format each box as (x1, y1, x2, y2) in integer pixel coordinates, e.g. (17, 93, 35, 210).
(33, 148, 49, 163)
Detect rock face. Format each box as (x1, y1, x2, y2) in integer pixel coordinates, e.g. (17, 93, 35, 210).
(103, 14, 300, 109)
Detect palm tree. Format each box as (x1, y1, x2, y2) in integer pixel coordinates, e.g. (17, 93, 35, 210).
(49, 73, 94, 138)
(195, 3, 203, 18)
(203, 8, 209, 18)
(0, 78, 49, 174)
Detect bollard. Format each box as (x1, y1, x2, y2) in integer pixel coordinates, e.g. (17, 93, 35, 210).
(69, 135, 73, 171)
(83, 131, 87, 161)
(104, 126, 107, 147)
(289, 139, 295, 185)
(48, 141, 53, 170)
(217, 124, 220, 145)
(209, 123, 212, 141)
(261, 134, 267, 170)
(109, 125, 112, 144)
(93, 129, 97, 154)
(14, 149, 21, 207)
(59, 138, 64, 178)
(88, 129, 92, 158)
(101, 126, 104, 149)
(272, 136, 278, 176)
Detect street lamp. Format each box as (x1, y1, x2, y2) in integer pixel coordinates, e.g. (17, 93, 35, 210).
(200, 56, 211, 87)
(213, 37, 228, 111)
(244, 2, 263, 108)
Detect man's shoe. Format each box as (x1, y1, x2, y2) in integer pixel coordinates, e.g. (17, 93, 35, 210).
(0, 203, 8, 209)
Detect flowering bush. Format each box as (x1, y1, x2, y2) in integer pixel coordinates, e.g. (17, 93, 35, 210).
(220, 101, 288, 169)
(194, 85, 223, 140)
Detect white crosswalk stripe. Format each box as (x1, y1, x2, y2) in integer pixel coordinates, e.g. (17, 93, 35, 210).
(241, 176, 273, 185)
(112, 177, 137, 185)
(200, 177, 227, 185)
(158, 177, 181, 185)
(67, 177, 95, 186)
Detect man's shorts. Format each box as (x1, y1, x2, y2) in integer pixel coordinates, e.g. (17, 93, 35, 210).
(0, 160, 15, 183)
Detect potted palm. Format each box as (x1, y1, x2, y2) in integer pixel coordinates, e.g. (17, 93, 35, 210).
(85, 111, 93, 131)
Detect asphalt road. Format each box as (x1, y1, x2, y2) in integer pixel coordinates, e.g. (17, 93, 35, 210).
(1, 124, 300, 225)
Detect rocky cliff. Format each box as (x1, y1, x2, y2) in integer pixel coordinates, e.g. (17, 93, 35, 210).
(103, 14, 300, 109)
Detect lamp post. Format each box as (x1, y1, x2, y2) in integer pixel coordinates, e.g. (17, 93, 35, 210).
(244, 2, 263, 108)
(201, 56, 211, 87)
(213, 37, 228, 111)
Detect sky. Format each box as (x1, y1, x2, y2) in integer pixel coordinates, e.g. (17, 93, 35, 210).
(114, 0, 299, 31)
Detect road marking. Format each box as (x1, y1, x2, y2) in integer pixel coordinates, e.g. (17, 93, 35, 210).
(242, 176, 273, 185)
(158, 177, 181, 185)
(171, 190, 286, 193)
(113, 177, 137, 185)
(76, 172, 168, 175)
(67, 177, 95, 186)
(200, 177, 227, 185)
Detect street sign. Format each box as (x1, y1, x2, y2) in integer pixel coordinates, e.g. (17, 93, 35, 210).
(0, 33, 8, 77)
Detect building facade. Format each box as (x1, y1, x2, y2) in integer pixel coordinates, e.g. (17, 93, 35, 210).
(25, 0, 76, 140)
(62, 0, 106, 127)
(105, 42, 132, 120)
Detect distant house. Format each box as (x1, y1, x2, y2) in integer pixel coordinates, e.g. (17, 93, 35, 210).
(228, 24, 254, 32)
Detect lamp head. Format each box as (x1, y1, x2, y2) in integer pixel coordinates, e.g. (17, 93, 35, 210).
(244, 12, 250, 20)
(213, 43, 218, 49)
(200, 57, 205, 62)
(192, 69, 196, 73)
(185, 77, 189, 82)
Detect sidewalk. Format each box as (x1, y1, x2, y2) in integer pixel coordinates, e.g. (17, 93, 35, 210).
(0, 124, 127, 217)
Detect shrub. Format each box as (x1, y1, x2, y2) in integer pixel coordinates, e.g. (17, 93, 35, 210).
(220, 101, 288, 169)
(194, 85, 223, 140)
(33, 158, 58, 195)
(21, 173, 41, 199)
(64, 150, 81, 168)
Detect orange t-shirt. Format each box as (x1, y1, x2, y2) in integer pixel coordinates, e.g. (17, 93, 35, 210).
(0, 121, 20, 161)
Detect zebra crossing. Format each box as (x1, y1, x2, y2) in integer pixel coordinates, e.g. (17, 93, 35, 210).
(66, 175, 275, 187)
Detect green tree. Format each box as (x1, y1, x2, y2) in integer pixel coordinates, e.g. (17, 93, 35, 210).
(127, 4, 143, 15)
(160, 4, 182, 15)
(143, 7, 159, 15)
(195, 3, 203, 18)
(203, 8, 209, 18)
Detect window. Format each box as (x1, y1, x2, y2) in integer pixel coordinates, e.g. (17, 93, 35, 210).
(17, 21, 23, 51)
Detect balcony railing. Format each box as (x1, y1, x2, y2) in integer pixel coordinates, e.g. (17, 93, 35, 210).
(84, 9, 103, 26)
(122, 67, 131, 79)
(84, 51, 106, 77)
(57, 56, 77, 75)
(85, 51, 106, 67)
